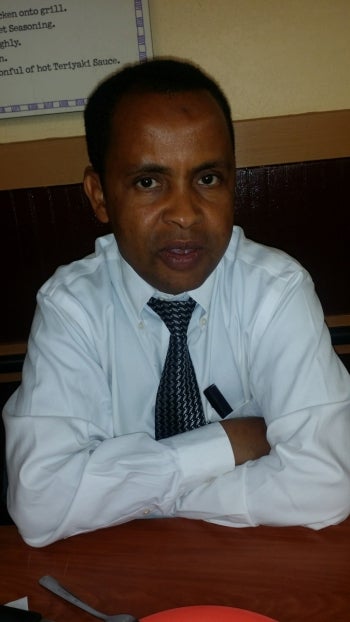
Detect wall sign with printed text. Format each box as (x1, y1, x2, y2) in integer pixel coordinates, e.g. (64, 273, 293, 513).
(0, 0, 152, 118)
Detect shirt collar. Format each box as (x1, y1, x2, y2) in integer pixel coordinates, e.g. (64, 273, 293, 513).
(120, 256, 155, 316)
(188, 269, 216, 313)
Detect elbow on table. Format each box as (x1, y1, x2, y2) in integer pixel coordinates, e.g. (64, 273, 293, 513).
(303, 466, 350, 530)
(7, 493, 61, 547)
(6, 468, 68, 547)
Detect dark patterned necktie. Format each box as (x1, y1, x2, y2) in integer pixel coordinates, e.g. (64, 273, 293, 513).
(148, 297, 206, 440)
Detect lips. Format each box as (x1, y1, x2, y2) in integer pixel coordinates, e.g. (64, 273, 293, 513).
(170, 248, 194, 254)
(159, 241, 204, 270)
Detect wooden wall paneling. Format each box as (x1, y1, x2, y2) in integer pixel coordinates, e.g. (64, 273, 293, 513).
(1, 109, 350, 191)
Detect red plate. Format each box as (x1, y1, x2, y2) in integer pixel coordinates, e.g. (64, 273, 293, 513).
(142, 605, 278, 622)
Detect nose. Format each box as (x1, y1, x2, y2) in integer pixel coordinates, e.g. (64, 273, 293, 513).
(163, 185, 202, 229)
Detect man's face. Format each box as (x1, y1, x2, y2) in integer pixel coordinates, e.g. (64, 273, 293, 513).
(85, 89, 235, 294)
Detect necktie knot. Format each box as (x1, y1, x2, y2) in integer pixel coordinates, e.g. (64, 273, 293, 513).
(148, 297, 196, 337)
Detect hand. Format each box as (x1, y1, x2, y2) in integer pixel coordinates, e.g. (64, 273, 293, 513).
(220, 416, 270, 465)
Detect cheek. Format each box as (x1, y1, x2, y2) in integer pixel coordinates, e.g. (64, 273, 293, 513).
(113, 215, 152, 261)
(209, 205, 234, 235)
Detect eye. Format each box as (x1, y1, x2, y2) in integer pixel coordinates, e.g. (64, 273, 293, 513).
(198, 173, 220, 186)
(136, 177, 159, 189)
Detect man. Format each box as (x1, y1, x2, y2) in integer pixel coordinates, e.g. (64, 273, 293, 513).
(3, 59, 350, 547)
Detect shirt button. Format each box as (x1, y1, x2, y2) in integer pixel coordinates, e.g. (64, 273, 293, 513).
(138, 321, 145, 329)
(200, 317, 207, 327)
(143, 508, 151, 515)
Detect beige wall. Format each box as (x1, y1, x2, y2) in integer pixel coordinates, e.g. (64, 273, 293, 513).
(1, 0, 349, 144)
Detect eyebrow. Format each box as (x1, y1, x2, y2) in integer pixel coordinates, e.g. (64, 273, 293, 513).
(192, 159, 234, 174)
(127, 159, 233, 177)
(126, 164, 171, 177)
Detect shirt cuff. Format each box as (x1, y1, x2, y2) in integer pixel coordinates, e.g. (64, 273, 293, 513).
(160, 422, 234, 491)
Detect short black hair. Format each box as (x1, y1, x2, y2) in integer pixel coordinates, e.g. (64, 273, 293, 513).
(84, 58, 235, 181)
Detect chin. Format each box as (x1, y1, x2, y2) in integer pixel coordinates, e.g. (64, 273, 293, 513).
(160, 276, 207, 295)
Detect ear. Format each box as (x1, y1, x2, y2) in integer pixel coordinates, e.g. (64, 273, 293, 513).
(83, 166, 110, 223)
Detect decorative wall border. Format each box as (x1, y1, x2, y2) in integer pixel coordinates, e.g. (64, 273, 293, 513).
(134, 0, 149, 61)
(0, 98, 88, 117)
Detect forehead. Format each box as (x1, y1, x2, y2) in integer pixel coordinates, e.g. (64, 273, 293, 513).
(109, 89, 231, 146)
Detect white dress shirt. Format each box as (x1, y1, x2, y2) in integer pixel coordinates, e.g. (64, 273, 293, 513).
(3, 226, 350, 547)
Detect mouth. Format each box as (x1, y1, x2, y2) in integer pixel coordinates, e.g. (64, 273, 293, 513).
(158, 241, 204, 270)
